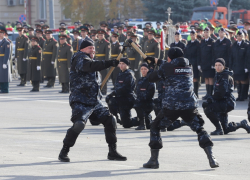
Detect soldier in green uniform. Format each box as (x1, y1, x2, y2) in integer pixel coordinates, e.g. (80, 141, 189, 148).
(226, 28, 236, 44)
(42, 25, 50, 39)
(5, 33, 13, 75)
(35, 24, 42, 30)
(143, 29, 160, 59)
(140, 27, 148, 53)
(90, 29, 98, 42)
(72, 30, 82, 54)
(155, 33, 165, 60)
(57, 34, 73, 93)
(94, 29, 111, 95)
(118, 26, 126, 44)
(42, 30, 58, 88)
(59, 22, 70, 35)
(35, 29, 45, 83)
(125, 33, 142, 83)
(28, 27, 35, 39)
(110, 32, 121, 89)
(15, 27, 30, 86)
(209, 25, 218, 41)
(28, 36, 42, 92)
(100, 21, 110, 42)
(59, 27, 72, 45)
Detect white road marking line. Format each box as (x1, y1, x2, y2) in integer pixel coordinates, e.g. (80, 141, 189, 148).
(192, 173, 218, 177)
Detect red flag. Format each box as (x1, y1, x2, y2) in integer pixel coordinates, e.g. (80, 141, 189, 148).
(160, 30, 165, 51)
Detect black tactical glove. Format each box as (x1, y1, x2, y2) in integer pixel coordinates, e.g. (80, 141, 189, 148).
(144, 56, 155, 65)
(105, 91, 115, 104)
(106, 59, 119, 67)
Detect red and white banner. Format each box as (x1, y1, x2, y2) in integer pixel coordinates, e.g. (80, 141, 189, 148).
(160, 30, 165, 51)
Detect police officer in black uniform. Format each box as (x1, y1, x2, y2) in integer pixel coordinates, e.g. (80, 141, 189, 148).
(142, 47, 219, 169)
(203, 58, 250, 135)
(134, 63, 155, 130)
(58, 40, 126, 162)
(199, 27, 215, 100)
(170, 31, 186, 51)
(184, 30, 200, 98)
(229, 30, 249, 101)
(106, 58, 139, 128)
(213, 28, 231, 67)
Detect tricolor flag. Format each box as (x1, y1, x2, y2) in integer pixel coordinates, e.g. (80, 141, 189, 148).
(160, 30, 165, 51)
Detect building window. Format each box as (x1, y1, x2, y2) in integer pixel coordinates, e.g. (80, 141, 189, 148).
(19, 0, 24, 5)
(39, 0, 47, 19)
(7, 0, 17, 6)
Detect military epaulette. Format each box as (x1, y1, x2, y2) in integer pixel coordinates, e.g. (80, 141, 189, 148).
(23, 35, 28, 39)
(105, 40, 110, 43)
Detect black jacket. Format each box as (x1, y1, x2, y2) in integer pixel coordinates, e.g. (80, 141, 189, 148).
(184, 40, 200, 68)
(213, 38, 231, 66)
(199, 38, 215, 70)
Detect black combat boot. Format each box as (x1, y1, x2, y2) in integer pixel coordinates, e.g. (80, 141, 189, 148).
(204, 146, 219, 168)
(210, 129, 223, 135)
(202, 84, 209, 100)
(58, 145, 70, 162)
(131, 117, 140, 127)
(193, 82, 199, 98)
(116, 115, 123, 125)
(108, 144, 127, 161)
(240, 120, 250, 133)
(135, 117, 146, 130)
(143, 149, 159, 169)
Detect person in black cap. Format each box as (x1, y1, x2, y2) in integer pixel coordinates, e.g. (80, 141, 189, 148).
(79, 25, 92, 42)
(0, 26, 11, 93)
(57, 34, 73, 93)
(28, 27, 35, 39)
(42, 30, 58, 88)
(95, 29, 111, 95)
(106, 57, 139, 129)
(203, 58, 250, 135)
(73, 22, 79, 30)
(213, 28, 231, 66)
(14, 21, 22, 32)
(170, 31, 186, 51)
(110, 32, 121, 90)
(143, 29, 160, 59)
(58, 39, 127, 162)
(35, 29, 46, 83)
(155, 22, 162, 34)
(230, 30, 249, 101)
(59, 27, 72, 45)
(28, 36, 42, 92)
(184, 29, 200, 98)
(72, 30, 83, 54)
(199, 27, 215, 100)
(118, 26, 126, 43)
(142, 47, 219, 169)
(100, 21, 110, 42)
(15, 27, 30, 86)
(133, 63, 155, 130)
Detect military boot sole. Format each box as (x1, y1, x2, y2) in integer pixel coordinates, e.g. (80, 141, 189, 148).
(210, 130, 223, 135)
(241, 120, 250, 133)
(107, 155, 127, 161)
(143, 163, 159, 169)
(209, 160, 219, 168)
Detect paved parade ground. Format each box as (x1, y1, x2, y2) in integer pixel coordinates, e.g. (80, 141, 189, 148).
(0, 79, 250, 180)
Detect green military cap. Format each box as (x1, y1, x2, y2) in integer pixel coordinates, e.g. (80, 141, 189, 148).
(195, 27, 203, 32)
(112, 32, 119, 37)
(100, 21, 108, 27)
(58, 34, 67, 39)
(228, 25, 238, 31)
(28, 27, 34, 31)
(147, 29, 155, 35)
(35, 29, 43, 34)
(30, 36, 39, 42)
(208, 25, 215, 30)
(90, 29, 97, 35)
(45, 30, 53, 34)
(126, 25, 133, 30)
(72, 29, 80, 35)
(0, 26, 7, 33)
(130, 33, 137, 38)
(143, 27, 149, 31)
(79, 26, 89, 32)
(16, 27, 24, 31)
(118, 26, 124, 30)
(155, 33, 161, 38)
(96, 29, 106, 34)
(83, 23, 90, 27)
(42, 24, 49, 29)
(59, 27, 66, 31)
(35, 24, 42, 28)
(126, 31, 133, 36)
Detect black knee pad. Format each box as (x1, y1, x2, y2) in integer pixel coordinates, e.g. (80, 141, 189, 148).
(104, 115, 117, 129)
(197, 130, 213, 148)
(72, 120, 85, 133)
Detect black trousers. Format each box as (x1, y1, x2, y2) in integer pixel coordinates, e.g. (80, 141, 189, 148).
(134, 105, 153, 128)
(149, 108, 213, 149)
(63, 102, 117, 147)
(32, 81, 40, 91)
(0, 82, 9, 93)
(46, 77, 55, 86)
(108, 97, 136, 128)
(204, 101, 238, 134)
(20, 74, 26, 85)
